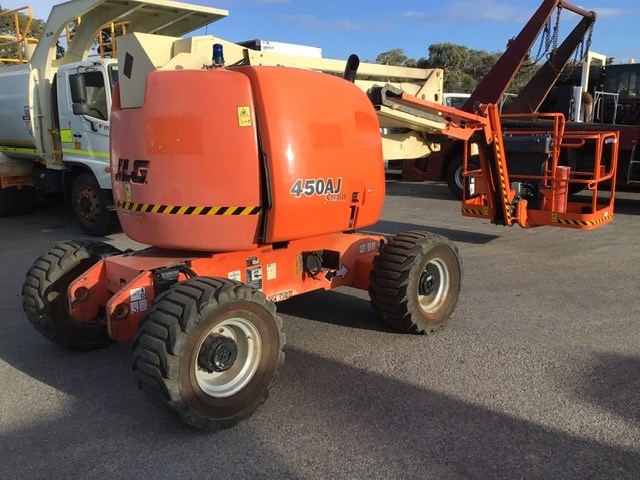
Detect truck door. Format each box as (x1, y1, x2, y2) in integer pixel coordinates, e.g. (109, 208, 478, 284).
(57, 65, 111, 189)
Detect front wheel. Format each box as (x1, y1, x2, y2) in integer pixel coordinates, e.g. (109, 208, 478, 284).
(133, 277, 286, 430)
(369, 231, 462, 334)
(22, 240, 121, 351)
(71, 172, 117, 236)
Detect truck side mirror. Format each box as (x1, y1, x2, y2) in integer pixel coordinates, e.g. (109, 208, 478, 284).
(72, 102, 91, 116)
(70, 73, 91, 116)
(69, 74, 87, 104)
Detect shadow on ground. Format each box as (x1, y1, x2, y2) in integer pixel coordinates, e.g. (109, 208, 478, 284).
(368, 220, 500, 244)
(384, 179, 454, 200)
(277, 288, 389, 332)
(1, 335, 638, 478)
(578, 352, 640, 425)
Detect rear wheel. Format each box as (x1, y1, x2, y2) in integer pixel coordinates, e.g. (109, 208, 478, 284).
(369, 231, 462, 334)
(0, 187, 17, 217)
(446, 154, 479, 200)
(15, 186, 36, 215)
(22, 239, 121, 351)
(133, 277, 285, 430)
(71, 172, 117, 236)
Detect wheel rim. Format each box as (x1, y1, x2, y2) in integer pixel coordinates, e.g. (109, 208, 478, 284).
(454, 165, 465, 191)
(417, 258, 449, 314)
(195, 317, 262, 398)
(77, 187, 100, 223)
(455, 161, 479, 191)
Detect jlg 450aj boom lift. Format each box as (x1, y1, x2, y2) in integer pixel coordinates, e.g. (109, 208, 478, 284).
(22, 6, 618, 430)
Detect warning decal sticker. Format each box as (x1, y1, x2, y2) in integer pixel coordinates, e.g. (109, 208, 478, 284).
(237, 106, 252, 127)
(130, 287, 148, 313)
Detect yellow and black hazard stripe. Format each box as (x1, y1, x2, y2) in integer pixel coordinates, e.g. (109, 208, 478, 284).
(492, 137, 512, 224)
(115, 200, 261, 216)
(553, 213, 612, 227)
(462, 207, 489, 216)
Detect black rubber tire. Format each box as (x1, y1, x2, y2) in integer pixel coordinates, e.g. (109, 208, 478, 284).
(0, 187, 17, 217)
(369, 231, 462, 334)
(15, 186, 36, 215)
(445, 154, 480, 200)
(22, 239, 121, 351)
(71, 172, 117, 237)
(133, 277, 286, 431)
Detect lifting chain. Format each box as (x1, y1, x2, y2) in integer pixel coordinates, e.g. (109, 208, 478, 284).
(532, 4, 562, 64)
(551, 4, 562, 53)
(533, 22, 551, 63)
(583, 21, 595, 60)
(572, 17, 595, 64)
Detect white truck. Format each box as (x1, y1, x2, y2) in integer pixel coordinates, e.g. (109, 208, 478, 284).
(0, 1, 227, 235)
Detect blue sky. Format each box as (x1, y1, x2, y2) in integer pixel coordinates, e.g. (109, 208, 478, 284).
(5, 0, 639, 63)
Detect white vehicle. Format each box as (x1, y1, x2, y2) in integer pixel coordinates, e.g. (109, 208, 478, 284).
(238, 39, 322, 58)
(0, 2, 226, 234)
(443, 92, 470, 109)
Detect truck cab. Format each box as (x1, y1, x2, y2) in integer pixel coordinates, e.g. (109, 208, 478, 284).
(56, 60, 117, 190)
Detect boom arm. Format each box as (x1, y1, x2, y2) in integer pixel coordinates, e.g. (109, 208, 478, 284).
(31, 0, 228, 68)
(462, 0, 595, 111)
(405, 0, 598, 182)
(502, 13, 596, 113)
(374, 88, 618, 230)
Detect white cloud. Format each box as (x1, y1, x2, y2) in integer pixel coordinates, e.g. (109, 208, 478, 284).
(405, 1, 639, 26)
(281, 13, 387, 32)
(590, 7, 632, 19)
(405, 0, 538, 25)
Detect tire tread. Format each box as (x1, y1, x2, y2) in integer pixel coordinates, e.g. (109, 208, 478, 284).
(133, 277, 285, 430)
(21, 240, 120, 351)
(369, 231, 462, 334)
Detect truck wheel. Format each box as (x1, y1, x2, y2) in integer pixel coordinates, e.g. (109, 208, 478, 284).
(133, 277, 286, 430)
(71, 172, 116, 236)
(369, 231, 462, 334)
(15, 186, 36, 215)
(0, 187, 17, 217)
(445, 154, 479, 200)
(22, 240, 121, 351)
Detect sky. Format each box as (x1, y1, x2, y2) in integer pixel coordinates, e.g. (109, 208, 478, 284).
(3, 0, 639, 63)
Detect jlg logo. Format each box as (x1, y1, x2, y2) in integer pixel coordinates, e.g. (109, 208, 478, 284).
(115, 159, 149, 184)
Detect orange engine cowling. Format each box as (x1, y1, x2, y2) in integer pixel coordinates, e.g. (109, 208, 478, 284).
(111, 65, 385, 251)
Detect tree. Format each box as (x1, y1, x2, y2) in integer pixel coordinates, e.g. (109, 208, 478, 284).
(0, 4, 45, 63)
(421, 43, 470, 72)
(465, 49, 502, 84)
(394, 42, 541, 95)
(376, 48, 414, 67)
(507, 59, 541, 94)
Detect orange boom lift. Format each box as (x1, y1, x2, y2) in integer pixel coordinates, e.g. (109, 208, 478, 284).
(22, 19, 618, 430)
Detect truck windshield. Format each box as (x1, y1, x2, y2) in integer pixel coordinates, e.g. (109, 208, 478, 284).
(603, 65, 640, 125)
(604, 66, 639, 100)
(444, 94, 470, 109)
(77, 70, 108, 121)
